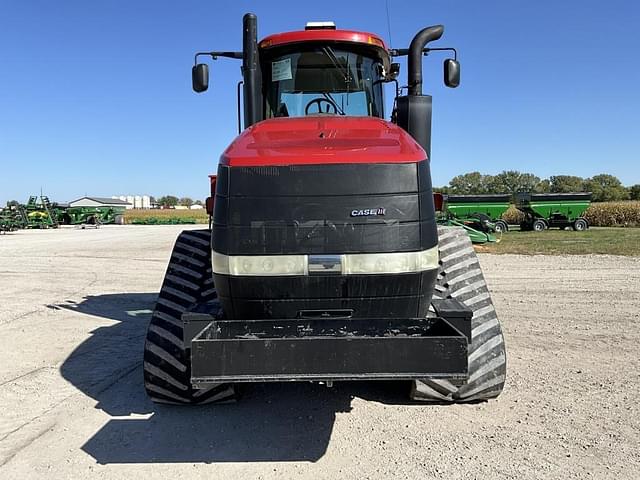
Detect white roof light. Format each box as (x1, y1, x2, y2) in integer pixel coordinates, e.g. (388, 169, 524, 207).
(305, 21, 336, 30)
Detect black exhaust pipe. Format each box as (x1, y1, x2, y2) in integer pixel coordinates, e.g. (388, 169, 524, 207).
(407, 25, 444, 96)
(397, 25, 444, 159)
(242, 13, 262, 128)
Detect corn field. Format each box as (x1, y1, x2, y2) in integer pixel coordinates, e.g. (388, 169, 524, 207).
(583, 201, 640, 227)
(124, 209, 208, 225)
(501, 201, 640, 227)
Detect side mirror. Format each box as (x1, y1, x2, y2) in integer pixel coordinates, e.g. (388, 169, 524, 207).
(444, 59, 460, 88)
(389, 62, 400, 80)
(205, 196, 214, 216)
(192, 63, 209, 93)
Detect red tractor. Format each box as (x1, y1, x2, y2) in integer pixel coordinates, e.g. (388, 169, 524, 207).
(143, 14, 506, 404)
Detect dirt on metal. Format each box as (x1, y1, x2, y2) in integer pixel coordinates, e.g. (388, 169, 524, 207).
(0, 226, 638, 479)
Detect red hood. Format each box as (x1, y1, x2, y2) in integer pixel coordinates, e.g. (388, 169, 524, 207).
(220, 116, 426, 167)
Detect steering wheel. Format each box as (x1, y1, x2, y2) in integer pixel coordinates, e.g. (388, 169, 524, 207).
(304, 97, 338, 115)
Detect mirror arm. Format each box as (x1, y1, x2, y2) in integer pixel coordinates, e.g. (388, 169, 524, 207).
(236, 80, 243, 134)
(391, 47, 457, 61)
(389, 78, 400, 97)
(389, 48, 409, 57)
(423, 47, 457, 61)
(194, 51, 243, 65)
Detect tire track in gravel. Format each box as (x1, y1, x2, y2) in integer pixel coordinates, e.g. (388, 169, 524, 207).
(0, 362, 141, 467)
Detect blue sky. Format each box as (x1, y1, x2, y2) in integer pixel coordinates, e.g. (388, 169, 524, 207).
(1, 0, 638, 204)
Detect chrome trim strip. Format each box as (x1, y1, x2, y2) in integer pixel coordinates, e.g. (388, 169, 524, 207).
(308, 255, 343, 275)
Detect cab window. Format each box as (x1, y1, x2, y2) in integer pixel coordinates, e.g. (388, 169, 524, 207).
(263, 46, 384, 118)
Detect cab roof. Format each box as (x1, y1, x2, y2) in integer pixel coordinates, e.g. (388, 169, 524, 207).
(259, 29, 389, 52)
(259, 29, 390, 70)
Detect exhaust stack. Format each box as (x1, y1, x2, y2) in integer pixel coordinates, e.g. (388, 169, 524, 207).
(407, 25, 444, 95)
(397, 25, 444, 159)
(242, 13, 262, 128)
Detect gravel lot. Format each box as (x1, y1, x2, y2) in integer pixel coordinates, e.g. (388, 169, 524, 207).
(1, 225, 639, 479)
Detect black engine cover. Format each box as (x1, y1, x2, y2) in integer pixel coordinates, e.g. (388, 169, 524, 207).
(212, 160, 438, 319)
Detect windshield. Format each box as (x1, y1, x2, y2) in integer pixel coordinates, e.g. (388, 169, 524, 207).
(262, 46, 385, 119)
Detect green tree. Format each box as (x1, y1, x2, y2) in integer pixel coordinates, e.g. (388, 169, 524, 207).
(629, 184, 640, 201)
(448, 172, 493, 194)
(583, 174, 629, 202)
(535, 179, 551, 193)
(6, 200, 20, 207)
(488, 171, 541, 196)
(193, 199, 204, 206)
(179, 197, 194, 207)
(157, 195, 179, 207)
(549, 175, 585, 193)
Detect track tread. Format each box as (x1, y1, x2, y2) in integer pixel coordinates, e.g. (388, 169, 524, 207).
(143, 229, 235, 405)
(412, 226, 507, 402)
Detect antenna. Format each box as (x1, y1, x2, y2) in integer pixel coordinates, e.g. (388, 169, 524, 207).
(385, 0, 393, 48)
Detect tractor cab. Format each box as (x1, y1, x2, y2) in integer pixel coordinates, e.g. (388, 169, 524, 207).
(258, 24, 390, 119)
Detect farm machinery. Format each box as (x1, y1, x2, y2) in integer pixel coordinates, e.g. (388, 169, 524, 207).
(143, 14, 506, 404)
(0, 196, 126, 231)
(444, 194, 511, 233)
(0, 205, 27, 232)
(57, 205, 125, 226)
(516, 192, 591, 231)
(433, 193, 512, 244)
(0, 197, 55, 231)
(0, 196, 59, 230)
(23, 196, 59, 229)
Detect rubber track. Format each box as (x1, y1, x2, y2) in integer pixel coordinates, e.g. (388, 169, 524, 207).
(411, 226, 507, 402)
(143, 230, 235, 405)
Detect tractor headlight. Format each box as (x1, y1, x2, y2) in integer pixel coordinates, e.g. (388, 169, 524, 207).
(211, 246, 439, 276)
(229, 254, 307, 276)
(211, 251, 230, 275)
(342, 247, 439, 275)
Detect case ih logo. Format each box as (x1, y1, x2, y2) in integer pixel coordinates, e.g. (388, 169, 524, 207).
(350, 207, 386, 217)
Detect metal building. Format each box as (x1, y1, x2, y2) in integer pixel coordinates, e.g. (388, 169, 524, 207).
(69, 197, 131, 208)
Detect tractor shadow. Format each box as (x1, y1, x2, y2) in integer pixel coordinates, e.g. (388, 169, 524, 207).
(57, 293, 416, 464)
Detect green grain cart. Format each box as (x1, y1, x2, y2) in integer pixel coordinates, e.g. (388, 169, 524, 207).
(515, 192, 591, 231)
(446, 194, 512, 233)
(57, 205, 125, 225)
(433, 193, 498, 244)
